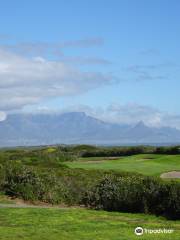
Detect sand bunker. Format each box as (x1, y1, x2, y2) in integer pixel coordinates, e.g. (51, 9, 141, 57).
(161, 171, 180, 179)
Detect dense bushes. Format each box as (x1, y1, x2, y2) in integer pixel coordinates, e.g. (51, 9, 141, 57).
(83, 175, 180, 220)
(154, 146, 180, 154)
(0, 147, 76, 167)
(0, 145, 180, 220)
(1, 145, 180, 166)
(0, 162, 106, 204)
(0, 162, 180, 219)
(78, 145, 180, 158)
(80, 146, 148, 157)
(2, 162, 68, 203)
(0, 162, 142, 205)
(0, 164, 5, 191)
(3, 163, 44, 201)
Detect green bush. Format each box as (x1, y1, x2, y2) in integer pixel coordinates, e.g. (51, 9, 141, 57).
(3, 163, 44, 201)
(165, 182, 180, 219)
(80, 146, 150, 158)
(1, 145, 180, 220)
(2, 162, 71, 204)
(0, 164, 5, 191)
(2, 162, 101, 204)
(154, 146, 180, 154)
(83, 175, 180, 220)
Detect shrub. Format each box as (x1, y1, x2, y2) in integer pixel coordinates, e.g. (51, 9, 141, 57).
(80, 146, 149, 158)
(154, 146, 180, 154)
(165, 182, 180, 219)
(3, 162, 44, 201)
(83, 175, 180, 219)
(0, 164, 5, 191)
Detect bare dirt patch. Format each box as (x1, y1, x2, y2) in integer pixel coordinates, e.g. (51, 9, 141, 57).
(160, 171, 180, 179)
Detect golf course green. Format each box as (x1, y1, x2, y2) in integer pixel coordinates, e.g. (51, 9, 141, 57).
(66, 154, 180, 177)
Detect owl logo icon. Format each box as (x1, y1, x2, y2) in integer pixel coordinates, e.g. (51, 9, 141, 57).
(135, 227, 144, 236)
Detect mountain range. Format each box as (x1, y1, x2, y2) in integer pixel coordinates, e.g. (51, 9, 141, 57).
(0, 112, 180, 147)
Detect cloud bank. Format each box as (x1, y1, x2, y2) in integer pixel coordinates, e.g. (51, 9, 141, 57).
(57, 103, 180, 129)
(0, 111, 6, 121)
(0, 48, 114, 112)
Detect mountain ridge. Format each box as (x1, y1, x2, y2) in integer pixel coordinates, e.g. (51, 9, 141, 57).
(0, 112, 180, 146)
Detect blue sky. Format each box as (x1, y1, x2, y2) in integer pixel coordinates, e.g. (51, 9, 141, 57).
(0, 0, 180, 127)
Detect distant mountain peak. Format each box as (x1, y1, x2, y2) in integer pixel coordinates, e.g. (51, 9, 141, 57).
(1, 112, 180, 146)
(135, 121, 146, 128)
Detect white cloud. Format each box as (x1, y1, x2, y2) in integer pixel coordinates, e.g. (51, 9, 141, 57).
(104, 103, 164, 126)
(0, 48, 114, 112)
(0, 111, 6, 121)
(56, 103, 180, 129)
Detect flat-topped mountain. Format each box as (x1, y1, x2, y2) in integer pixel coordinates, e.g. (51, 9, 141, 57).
(1, 112, 180, 146)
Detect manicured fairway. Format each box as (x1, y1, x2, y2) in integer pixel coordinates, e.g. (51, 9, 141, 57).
(66, 154, 180, 176)
(0, 207, 179, 240)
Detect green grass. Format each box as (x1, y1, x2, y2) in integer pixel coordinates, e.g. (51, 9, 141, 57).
(66, 154, 180, 176)
(0, 207, 179, 240)
(0, 193, 16, 204)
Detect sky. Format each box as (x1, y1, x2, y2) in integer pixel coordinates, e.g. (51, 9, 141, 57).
(0, 0, 180, 128)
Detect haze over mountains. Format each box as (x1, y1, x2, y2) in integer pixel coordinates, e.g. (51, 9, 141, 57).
(1, 112, 180, 147)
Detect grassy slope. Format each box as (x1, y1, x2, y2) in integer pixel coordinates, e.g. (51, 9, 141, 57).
(66, 154, 180, 176)
(0, 207, 179, 240)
